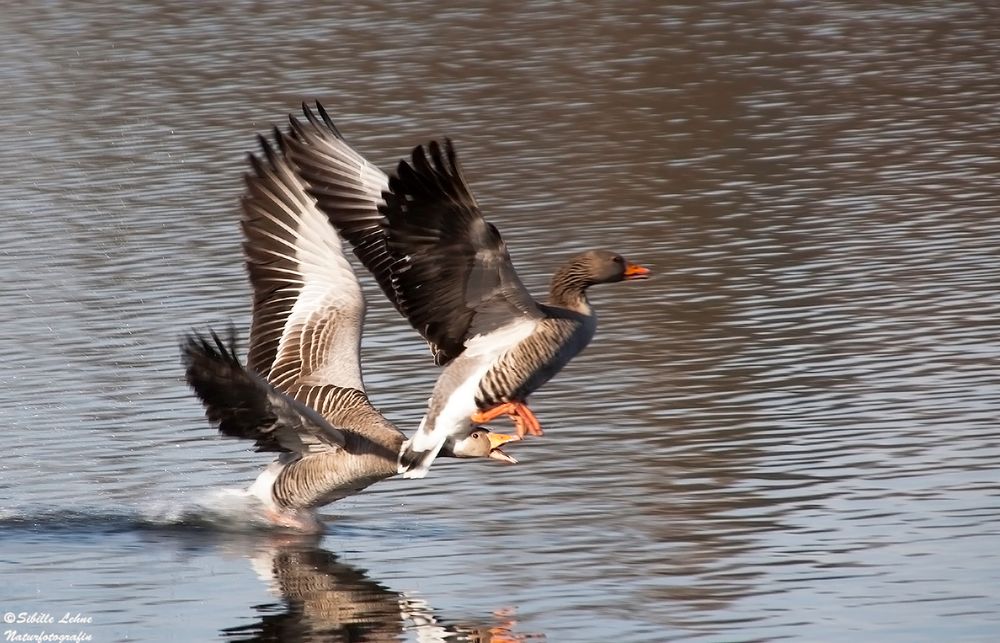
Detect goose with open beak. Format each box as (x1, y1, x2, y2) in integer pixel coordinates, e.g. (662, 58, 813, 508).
(182, 130, 519, 532)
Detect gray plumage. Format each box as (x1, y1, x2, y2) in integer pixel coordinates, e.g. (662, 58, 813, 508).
(475, 314, 595, 410)
(238, 131, 400, 511)
(183, 127, 518, 528)
(182, 330, 395, 510)
(280, 103, 649, 478)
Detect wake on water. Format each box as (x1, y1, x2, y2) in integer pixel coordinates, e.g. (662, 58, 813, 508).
(0, 488, 276, 535)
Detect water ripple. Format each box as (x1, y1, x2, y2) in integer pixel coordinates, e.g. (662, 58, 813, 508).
(2, 0, 1000, 641)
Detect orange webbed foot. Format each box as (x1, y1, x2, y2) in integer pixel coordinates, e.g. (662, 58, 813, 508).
(471, 401, 543, 437)
(510, 402, 542, 437)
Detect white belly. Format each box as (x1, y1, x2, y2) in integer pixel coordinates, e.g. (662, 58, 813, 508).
(407, 361, 491, 454)
(400, 319, 538, 477)
(245, 455, 295, 509)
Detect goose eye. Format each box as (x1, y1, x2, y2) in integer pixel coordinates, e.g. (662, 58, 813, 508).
(471, 431, 481, 439)
(614, 256, 624, 264)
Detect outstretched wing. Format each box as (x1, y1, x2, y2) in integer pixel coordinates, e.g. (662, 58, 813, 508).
(182, 329, 345, 454)
(284, 104, 542, 366)
(241, 130, 366, 394)
(281, 104, 400, 315)
(381, 139, 542, 364)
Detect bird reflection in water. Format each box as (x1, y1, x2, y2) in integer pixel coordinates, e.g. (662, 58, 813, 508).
(220, 533, 540, 642)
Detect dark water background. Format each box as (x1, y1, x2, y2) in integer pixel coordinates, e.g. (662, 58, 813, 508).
(2, 2, 999, 641)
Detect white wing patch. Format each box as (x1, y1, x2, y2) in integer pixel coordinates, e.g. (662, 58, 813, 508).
(244, 144, 372, 394)
(261, 194, 366, 392)
(463, 318, 538, 357)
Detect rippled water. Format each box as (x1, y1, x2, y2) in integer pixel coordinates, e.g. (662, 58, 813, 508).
(2, 1, 999, 641)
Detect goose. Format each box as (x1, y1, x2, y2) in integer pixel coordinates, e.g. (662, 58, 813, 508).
(280, 103, 650, 479)
(182, 132, 519, 532)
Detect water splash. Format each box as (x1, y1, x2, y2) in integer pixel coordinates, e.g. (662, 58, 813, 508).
(0, 488, 272, 537)
(139, 487, 272, 531)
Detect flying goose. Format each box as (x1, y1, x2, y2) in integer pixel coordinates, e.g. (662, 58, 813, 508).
(182, 133, 518, 532)
(281, 103, 650, 479)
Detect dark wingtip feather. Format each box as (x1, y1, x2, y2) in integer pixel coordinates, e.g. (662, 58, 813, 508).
(444, 137, 458, 171)
(256, 133, 278, 168)
(288, 113, 306, 139)
(315, 101, 342, 138)
(390, 138, 470, 204)
(427, 140, 443, 168)
(303, 102, 322, 129)
(295, 100, 344, 140)
(244, 144, 270, 186)
(272, 125, 288, 152)
(182, 327, 288, 453)
(181, 326, 241, 374)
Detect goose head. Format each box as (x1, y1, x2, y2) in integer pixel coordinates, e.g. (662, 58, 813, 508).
(576, 249, 651, 285)
(443, 428, 520, 463)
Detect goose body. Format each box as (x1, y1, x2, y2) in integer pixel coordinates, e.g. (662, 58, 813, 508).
(183, 332, 396, 531)
(183, 129, 518, 531)
(283, 103, 649, 479)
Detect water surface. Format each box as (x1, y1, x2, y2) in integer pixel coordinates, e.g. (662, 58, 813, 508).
(2, 1, 999, 641)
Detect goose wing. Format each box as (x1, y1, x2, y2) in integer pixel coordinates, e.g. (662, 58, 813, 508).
(242, 131, 366, 395)
(182, 330, 345, 454)
(381, 139, 544, 365)
(284, 104, 543, 366)
(280, 104, 400, 315)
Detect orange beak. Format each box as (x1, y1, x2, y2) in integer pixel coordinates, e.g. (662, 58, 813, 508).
(623, 262, 651, 280)
(487, 432, 521, 464)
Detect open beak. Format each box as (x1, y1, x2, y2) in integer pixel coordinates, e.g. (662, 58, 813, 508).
(487, 432, 520, 464)
(623, 262, 651, 280)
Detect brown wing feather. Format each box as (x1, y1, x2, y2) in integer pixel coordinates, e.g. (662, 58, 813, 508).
(281, 105, 401, 316)
(283, 104, 540, 366)
(241, 131, 366, 394)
